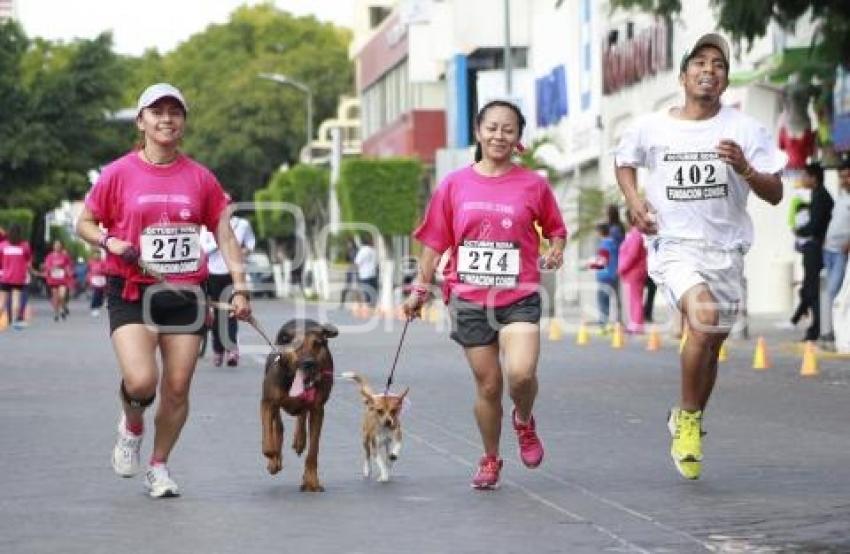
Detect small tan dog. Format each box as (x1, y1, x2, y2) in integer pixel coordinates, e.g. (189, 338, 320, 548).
(342, 372, 408, 482)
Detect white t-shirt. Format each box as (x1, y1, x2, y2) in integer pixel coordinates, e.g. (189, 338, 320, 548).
(201, 216, 257, 275)
(354, 244, 378, 279)
(615, 105, 787, 251)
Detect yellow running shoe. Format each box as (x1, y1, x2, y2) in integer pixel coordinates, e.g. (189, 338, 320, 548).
(670, 409, 703, 480)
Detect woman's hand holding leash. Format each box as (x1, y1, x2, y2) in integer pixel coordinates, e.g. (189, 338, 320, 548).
(402, 284, 429, 320)
(229, 290, 252, 321)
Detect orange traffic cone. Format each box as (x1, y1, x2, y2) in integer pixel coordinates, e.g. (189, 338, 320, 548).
(646, 326, 661, 351)
(611, 323, 625, 349)
(753, 336, 770, 370)
(800, 341, 819, 377)
(576, 321, 590, 346)
(717, 341, 728, 362)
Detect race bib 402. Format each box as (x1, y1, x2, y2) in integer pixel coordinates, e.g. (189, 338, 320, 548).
(663, 151, 729, 201)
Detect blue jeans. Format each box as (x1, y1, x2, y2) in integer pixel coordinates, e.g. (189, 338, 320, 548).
(824, 249, 848, 300)
(596, 280, 617, 325)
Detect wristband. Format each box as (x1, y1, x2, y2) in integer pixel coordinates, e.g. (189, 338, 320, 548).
(98, 234, 112, 249)
(741, 165, 756, 181)
(230, 290, 251, 301)
(411, 284, 430, 300)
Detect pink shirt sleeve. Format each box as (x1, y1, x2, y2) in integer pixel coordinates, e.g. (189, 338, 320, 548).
(202, 170, 229, 232)
(537, 179, 567, 239)
(85, 166, 116, 227)
(413, 180, 454, 253)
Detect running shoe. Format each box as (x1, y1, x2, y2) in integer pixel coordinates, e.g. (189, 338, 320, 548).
(669, 408, 703, 480)
(213, 352, 223, 367)
(12, 320, 27, 330)
(471, 455, 503, 490)
(512, 408, 544, 468)
(226, 349, 239, 367)
(112, 414, 143, 477)
(144, 464, 180, 498)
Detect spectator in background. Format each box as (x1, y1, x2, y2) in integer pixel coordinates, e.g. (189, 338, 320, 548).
(0, 224, 33, 330)
(201, 211, 256, 367)
(790, 162, 833, 341)
(88, 249, 108, 317)
(355, 234, 379, 307)
(587, 223, 619, 331)
(820, 157, 850, 349)
(643, 276, 657, 323)
(618, 211, 648, 334)
(607, 204, 626, 246)
(339, 237, 359, 306)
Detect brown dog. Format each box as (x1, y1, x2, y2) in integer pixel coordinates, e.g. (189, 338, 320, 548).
(342, 372, 408, 482)
(261, 319, 338, 491)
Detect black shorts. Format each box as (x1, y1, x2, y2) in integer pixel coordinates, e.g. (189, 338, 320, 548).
(0, 283, 25, 292)
(107, 277, 207, 336)
(448, 292, 542, 347)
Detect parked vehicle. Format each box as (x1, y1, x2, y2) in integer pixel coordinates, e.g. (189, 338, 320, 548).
(245, 251, 276, 298)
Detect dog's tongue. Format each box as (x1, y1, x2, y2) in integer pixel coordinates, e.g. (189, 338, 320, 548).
(302, 388, 317, 404)
(289, 369, 306, 397)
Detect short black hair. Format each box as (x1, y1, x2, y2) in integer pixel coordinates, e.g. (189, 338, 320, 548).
(804, 161, 824, 184)
(473, 100, 526, 162)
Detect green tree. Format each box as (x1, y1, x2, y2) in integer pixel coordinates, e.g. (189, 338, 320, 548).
(611, 0, 850, 68)
(0, 22, 125, 253)
(127, 4, 353, 202)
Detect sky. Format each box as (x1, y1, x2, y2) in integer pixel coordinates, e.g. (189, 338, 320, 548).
(17, 0, 355, 56)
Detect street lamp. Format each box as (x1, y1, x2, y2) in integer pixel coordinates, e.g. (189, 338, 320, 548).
(258, 72, 314, 161)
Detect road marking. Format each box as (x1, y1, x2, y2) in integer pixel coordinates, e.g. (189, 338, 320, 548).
(410, 413, 713, 552)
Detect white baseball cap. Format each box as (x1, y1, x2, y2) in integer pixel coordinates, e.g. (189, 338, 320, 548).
(680, 33, 730, 73)
(136, 83, 188, 116)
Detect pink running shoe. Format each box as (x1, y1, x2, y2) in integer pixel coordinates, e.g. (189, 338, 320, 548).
(512, 408, 544, 468)
(471, 455, 503, 490)
(226, 350, 239, 367)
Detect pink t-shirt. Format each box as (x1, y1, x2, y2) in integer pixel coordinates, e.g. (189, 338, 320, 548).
(414, 164, 567, 307)
(43, 251, 73, 286)
(87, 259, 108, 288)
(85, 151, 229, 300)
(0, 240, 32, 285)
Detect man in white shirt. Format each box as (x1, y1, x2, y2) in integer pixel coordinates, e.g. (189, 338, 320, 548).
(614, 33, 786, 480)
(201, 214, 256, 367)
(354, 235, 379, 307)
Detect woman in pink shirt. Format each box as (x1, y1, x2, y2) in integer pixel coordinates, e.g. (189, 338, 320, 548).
(0, 224, 34, 330)
(87, 249, 107, 317)
(403, 100, 567, 490)
(617, 211, 648, 334)
(42, 240, 73, 321)
(76, 83, 252, 499)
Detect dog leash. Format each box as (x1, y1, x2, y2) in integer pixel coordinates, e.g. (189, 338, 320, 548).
(384, 317, 411, 395)
(136, 258, 281, 358)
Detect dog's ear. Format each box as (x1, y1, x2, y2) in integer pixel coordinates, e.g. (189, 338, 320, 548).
(275, 327, 295, 345)
(321, 323, 339, 339)
(397, 387, 410, 402)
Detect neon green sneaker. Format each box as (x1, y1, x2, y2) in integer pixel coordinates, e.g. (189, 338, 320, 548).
(669, 409, 703, 480)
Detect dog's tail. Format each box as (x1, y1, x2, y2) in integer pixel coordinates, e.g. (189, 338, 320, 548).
(340, 371, 375, 398)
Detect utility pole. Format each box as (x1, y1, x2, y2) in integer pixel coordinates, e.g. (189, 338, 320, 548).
(504, 0, 512, 95)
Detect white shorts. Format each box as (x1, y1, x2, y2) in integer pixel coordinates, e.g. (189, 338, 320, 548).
(647, 238, 745, 329)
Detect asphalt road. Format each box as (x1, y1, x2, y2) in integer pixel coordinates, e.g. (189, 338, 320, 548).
(1, 298, 848, 553)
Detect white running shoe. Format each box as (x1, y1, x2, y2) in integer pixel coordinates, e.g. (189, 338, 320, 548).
(144, 464, 180, 498)
(111, 415, 143, 477)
